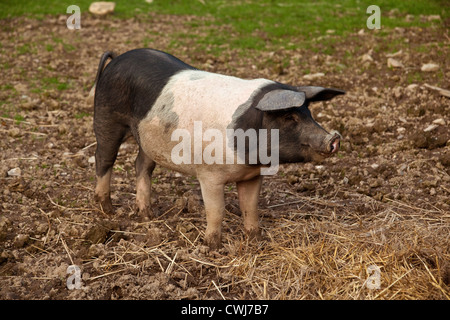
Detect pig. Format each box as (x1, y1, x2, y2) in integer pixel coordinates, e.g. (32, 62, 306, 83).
(92, 48, 344, 249)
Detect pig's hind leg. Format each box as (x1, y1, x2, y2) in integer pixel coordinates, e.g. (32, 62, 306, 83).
(94, 122, 129, 214)
(135, 146, 156, 219)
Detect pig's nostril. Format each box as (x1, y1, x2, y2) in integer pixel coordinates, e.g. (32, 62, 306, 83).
(329, 138, 340, 153)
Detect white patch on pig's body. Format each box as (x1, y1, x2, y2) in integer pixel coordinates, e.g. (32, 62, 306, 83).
(138, 70, 274, 182)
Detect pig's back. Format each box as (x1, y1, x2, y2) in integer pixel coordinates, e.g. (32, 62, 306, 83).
(95, 48, 196, 121)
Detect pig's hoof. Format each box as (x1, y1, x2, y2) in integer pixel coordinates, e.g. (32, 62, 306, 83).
(245, 228, 262, 241)
(94, 194, 114, 214)
(137, 205, 155, 220)
(100, 201, 114, 214)
(205, 233, 222, 250)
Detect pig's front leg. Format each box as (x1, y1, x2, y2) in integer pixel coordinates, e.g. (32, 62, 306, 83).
(237, 175, 263, 240)
(198, 176, 225, 249)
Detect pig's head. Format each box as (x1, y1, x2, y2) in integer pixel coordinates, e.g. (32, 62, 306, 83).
(256, 85, 344, 164)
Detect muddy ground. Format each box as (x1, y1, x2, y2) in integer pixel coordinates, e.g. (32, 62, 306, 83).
(0, 13, 449, 300)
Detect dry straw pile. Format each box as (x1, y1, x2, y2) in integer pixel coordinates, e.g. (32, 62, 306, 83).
(81, 187, 449, 300)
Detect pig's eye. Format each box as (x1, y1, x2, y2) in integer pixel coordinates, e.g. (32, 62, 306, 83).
(284, 113, 298, 122)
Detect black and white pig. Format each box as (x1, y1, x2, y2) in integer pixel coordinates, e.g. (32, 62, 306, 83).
(92, 48, 344, 249)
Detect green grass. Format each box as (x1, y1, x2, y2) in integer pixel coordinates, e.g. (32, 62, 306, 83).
(153, 0, 447, 51)
(74, 111, 91, 119)
(16, 43, 35, 55)
(14, 114, 25, 124)
(2, 1, 447, 27)
(51, 37, 76, 52)
(41, 77, 69, 91)
(0, 0, 447, 52)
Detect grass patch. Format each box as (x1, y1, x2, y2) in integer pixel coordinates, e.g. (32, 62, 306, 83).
(14, 114, 25, 124)
(74, 111, 90, 119)
(41, 77, 69, 91)
(153, 0, 447, 52)
(51, 37, 76, 52)
(16, 43, 35, 55)
(1, 1, 447, 54)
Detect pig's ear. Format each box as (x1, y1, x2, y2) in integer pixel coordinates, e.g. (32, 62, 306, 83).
(296, 86, 345, 102)
(255, 90, 306, 111)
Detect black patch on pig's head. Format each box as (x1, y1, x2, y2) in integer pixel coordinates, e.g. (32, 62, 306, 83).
(262, 86, 345, 164)
(227, 82, 304, 164)
(261, 104, 332, 164)
(228, 83, 345, 165)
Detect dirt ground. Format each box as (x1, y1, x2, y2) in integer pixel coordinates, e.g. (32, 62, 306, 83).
(0, 13, 449, 300)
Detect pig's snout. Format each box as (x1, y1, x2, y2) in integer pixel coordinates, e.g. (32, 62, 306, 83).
(326, 131, 341, 154)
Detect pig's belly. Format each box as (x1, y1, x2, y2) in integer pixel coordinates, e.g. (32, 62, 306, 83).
(137, 120, 261, 182)
(137, 123, 197, 175)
